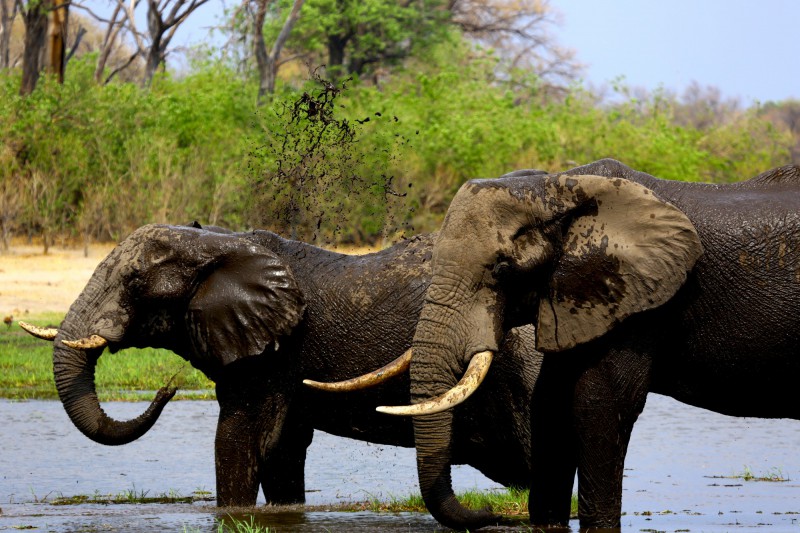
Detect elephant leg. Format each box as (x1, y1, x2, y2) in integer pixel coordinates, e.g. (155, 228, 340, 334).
(215, 405, 263, 507)
(529, 354, 580, 527)
(260, 410, 313, 504)
(573, 346, 651, 528)
(215, 361, 294, 507)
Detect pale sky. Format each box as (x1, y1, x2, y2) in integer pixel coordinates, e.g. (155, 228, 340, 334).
(556, 0, 798, 104)
(146, 0, 799, 105)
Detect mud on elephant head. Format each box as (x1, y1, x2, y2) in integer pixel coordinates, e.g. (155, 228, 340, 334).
(22, 223, 306, 445)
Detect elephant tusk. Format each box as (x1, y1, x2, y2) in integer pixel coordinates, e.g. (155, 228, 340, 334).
(18, 321, 58, 341)
(303, 349, 412, 392)
(62, 335, 108, 350)
(376, 350, 493, 416)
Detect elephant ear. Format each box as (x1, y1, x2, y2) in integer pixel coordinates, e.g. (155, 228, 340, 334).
(536, 174, 702, 352)
(186, 237, 305, 366)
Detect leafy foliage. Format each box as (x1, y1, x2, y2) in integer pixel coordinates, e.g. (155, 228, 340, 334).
(0, 49, 793, 250)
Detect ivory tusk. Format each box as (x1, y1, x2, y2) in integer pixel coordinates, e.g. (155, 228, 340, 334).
(18, 321, 58, 341)
(303, 349, 412, 392)
(376, 350, 493, 416)
(62, 335, 108, 350)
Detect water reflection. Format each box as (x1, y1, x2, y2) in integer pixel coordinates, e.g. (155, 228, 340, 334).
(1, 394, 799, 531)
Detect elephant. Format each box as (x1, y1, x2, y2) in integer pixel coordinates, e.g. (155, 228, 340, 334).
(361, 158, 800, 529)
(21, 223, 539, 510)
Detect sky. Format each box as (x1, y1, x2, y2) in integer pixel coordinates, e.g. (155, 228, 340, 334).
(147, 0, 798, 105)
(555, 0, 798, 104)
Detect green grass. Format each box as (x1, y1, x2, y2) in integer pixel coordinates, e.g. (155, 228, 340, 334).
(733, 466, 789, 482)
(353, 487, 578, 519)
(0, 313, 215, 400)
(49, 488, 214, 505)
(213, 516, 274, 533)
(705, 465, 790, 483)
(23, 486, 214, 505)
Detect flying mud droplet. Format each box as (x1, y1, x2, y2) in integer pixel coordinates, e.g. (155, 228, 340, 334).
(247, 67, 415, 246)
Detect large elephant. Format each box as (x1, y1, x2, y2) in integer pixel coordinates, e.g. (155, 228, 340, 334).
(368, 159, 800, 529)
(21, 223, 538, 509)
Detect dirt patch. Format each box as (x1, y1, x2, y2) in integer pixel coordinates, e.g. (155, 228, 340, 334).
(0, 242, 115, 316)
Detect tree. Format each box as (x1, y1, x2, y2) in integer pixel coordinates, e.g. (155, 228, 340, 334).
(0, 0, 20, 69)
(671, 81, 742, 130)
(760, 100, 800, 163)
(116, 0, 210, 86)
(47, 0, 66, 82)
(19, 0, 49, 95)
(447, 0, 582, 93)
(283, 0, 448, 80)
(252, 0, 304, 101)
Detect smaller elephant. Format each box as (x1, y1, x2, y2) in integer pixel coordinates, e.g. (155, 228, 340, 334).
(23, 223, 540, 511)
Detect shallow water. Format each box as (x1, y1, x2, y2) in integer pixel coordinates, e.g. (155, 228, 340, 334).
(1, 394, 799, 531)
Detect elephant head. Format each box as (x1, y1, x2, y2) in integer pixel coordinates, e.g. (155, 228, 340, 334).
(26, 224, 304, 446)
(375, 171, 703, 528)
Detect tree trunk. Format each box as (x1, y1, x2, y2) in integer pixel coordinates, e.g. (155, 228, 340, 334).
(20, 0, 49, 96)
(48, 0, 67, 83)
(0, 0, 19, 69)
(142, 1, 163, 86)
(327, 33, 348, 80)
(254, 0, 305, 104)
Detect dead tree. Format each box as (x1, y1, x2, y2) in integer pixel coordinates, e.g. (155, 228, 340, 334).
(117, 0, 210, 86)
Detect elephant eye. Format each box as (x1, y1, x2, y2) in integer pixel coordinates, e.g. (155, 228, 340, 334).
(492, 260, 511, 278)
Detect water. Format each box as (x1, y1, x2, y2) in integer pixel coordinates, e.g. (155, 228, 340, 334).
(1, 394, 799, 531)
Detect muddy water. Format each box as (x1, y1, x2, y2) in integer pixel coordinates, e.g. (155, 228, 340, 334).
(1, 394, 799, 531)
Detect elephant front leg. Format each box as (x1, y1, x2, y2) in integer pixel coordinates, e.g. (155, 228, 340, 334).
(573, 347, 650, 528)
(215, 407, 262, 507)
(260, 414, 313, 504)
(529, 354, 579, 527)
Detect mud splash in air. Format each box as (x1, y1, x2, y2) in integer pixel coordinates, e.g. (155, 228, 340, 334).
(248, 68, 415, 247)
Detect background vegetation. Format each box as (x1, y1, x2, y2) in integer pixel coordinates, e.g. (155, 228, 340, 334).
(1, 0, 798, 252)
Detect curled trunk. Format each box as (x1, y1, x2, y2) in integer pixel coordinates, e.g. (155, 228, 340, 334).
(53, 289, 174, 446)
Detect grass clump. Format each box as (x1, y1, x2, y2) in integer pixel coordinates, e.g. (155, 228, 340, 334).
(47, 488, 214, 505)
(214, 515, 274, 533)
(706, 465, 790, 483)
(736, 466, 789, 482)
(0, 314, 215, 400)
(354, 487, 578, 519)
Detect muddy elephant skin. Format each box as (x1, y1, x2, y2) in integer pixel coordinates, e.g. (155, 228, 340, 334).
(48, 223, 539, 508)
(398, 158, 800, 529)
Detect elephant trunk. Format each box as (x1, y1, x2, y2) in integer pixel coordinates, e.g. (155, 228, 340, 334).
(53, 283, 175, 446)
(410, 309, 500, 529)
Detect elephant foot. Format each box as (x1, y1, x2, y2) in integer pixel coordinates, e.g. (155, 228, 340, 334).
(430, 496, 501, 531)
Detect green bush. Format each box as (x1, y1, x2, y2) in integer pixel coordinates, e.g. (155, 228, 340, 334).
(0, 51, 791, 248)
